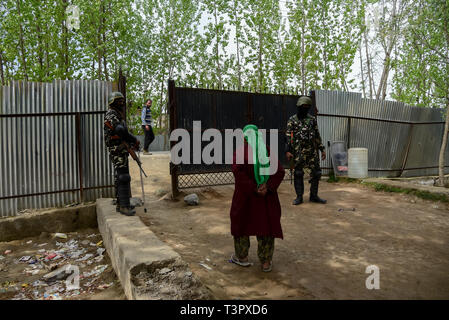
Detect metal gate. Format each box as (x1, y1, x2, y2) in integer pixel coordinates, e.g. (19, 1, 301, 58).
(168, 81, 449, 195)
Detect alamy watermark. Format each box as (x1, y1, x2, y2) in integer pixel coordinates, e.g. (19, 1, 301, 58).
(66, 5, 80, 31)
(170, 121, 279, 175)
(365, 265, 380, 290)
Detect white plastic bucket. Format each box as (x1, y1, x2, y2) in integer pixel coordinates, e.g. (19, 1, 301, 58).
(348, 148, 368, 178)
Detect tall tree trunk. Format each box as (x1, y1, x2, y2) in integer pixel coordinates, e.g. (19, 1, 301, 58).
(376, 50, 393, 100)
(438, 98, 449, 186)
(62, 0, 69, 78)
(301, 16, 306, 95)
(364, 29, 373, 99)
(159, 74, 164, 131)
(97, 32, 102, 79)
(16, 0, 28, 81)
(359, 42, 366, 98)
(234, 1, 241, 90)
(324, 35, 328, 89)
(0, 51, 5, 85)
(102, 2, 108, 81)
(214, 2, 222, 89)
(45, 37, 50, 78)
(36, 12, 44, 81)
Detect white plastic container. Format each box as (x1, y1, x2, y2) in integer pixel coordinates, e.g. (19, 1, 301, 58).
(348, 148, 368, 178)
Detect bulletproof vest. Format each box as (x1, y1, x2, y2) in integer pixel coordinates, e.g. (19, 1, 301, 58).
(104, 109, 125, 148)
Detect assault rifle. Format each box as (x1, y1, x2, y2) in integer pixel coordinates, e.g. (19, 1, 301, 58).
(122, 141, 148, 178)
(104, 120, 148, 178)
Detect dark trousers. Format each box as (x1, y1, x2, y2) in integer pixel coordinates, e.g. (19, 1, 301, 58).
(142, 125, 155, 151)
(294, 163, 322, 197)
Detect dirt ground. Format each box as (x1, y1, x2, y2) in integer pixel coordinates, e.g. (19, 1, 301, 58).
(129, 152, 449, 300)
(0, 228, 125, 300)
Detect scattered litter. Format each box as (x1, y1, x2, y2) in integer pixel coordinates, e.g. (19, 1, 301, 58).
(2, 230, 114, 300)
(82, 265, 108, 278)
(43, 293, 62, 300)
(432, 205, 439, 209)
(76, 254, 93, 262)
(45, 253, 57, 260)
(69, 249, 86, 259)
(43, 266, 69, 281)
(19, 256, 31, 262)
(98, 282, 113, 290)
(32, 280, 48, 288)
(94, 256, 104, 263)
(199, 263, 212, 271)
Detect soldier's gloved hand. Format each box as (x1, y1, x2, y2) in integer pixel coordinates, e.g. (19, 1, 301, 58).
(133, 139, 141, 151)
(321, 150, 326, 161)
(286, 152, 293, 161)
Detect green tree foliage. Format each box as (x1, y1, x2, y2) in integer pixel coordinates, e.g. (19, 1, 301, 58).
(0, 0, 447, 120)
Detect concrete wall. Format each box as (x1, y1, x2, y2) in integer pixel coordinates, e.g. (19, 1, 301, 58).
(0, 204, 97, 242)
(136, 134, 169, 152)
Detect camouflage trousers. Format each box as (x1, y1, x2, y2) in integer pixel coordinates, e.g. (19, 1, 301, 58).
(108, 146, 129, 169)
(234, 236, 275, 264)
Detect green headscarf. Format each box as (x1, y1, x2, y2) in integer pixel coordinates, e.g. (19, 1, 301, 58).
(243, 124, 270, 186)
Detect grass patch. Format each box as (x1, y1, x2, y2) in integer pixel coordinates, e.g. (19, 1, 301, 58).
(326, 174, 361, 184)
(362, 182, 449, 203)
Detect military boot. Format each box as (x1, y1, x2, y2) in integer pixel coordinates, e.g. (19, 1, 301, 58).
(116, 202, 135, 212)
(118, 206, 136, 216)
(117, 171, 136, 216)
(293, 173, 304, 205)
(310, 178, 327, 204)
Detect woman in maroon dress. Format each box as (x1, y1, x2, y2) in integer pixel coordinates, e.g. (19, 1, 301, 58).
(229, 125, 285, 272)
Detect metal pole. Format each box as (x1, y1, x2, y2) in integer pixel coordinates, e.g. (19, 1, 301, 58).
(138, 151, 147, 213)
(168, 79, 179, 197)
(347, 117, 352, 150)
(400, 123, 415, 176)
(75, 113, 84, 203)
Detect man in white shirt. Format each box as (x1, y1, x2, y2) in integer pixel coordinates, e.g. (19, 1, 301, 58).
(141, 98, 155, 155)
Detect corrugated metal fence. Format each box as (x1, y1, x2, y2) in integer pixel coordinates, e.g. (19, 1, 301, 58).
(315, 90, 449, 177)
(0, 80, 115, 217)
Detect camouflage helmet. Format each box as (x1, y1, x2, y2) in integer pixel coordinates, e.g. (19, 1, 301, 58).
(108, 92, 125, 107)
(296, 96, 312, 107)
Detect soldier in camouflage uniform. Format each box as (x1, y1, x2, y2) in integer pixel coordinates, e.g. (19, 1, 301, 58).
(104, 92, 140, 216)
(286, 96, 327, 205)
